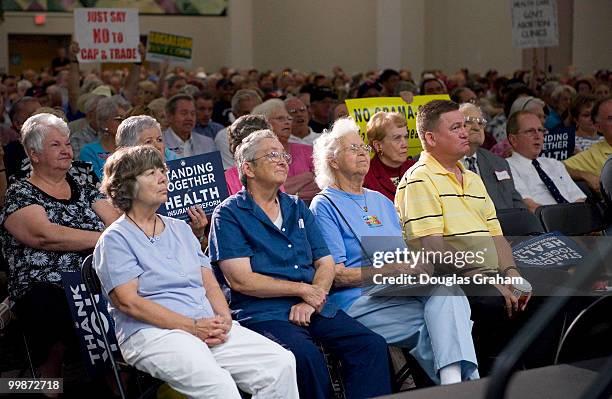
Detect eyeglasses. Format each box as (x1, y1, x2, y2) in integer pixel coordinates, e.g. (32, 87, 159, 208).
(517, 127, 548, 137)
(269, 115, 293, 122)
(339, 143, 372, 154)
(287, 107, 307, 114)
(251, 151, 293, 164)
(464, 116, 487, 127)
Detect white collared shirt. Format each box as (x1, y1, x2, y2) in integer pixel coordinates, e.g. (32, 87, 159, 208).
(461, 152, 480, 175)
(507, 152, 586, 205)
(288, 127, 320, 146)
(163, 127, 217, 159)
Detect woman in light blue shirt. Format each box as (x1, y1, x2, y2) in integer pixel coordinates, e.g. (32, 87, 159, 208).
(79, 95, 130, 179)
(94, 146, 298, 399)
(310, 118, 479, 385)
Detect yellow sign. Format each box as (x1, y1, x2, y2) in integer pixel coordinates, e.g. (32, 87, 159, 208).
(345, 95, 450, 158)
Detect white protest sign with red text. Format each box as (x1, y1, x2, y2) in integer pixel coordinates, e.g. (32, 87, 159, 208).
(74, 8, 140, 63)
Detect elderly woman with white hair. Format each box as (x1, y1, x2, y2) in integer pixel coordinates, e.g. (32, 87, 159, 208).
(309, 118, 479, 385)
(251, 99, 320, 202)
(115, 114, 209, 244)
(0, 113, 119, 381)
(208, 129, 392, 399)
(79, 95, 130, 179)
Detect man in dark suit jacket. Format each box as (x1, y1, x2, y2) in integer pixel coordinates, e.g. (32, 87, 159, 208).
(460, 103, 525, 210)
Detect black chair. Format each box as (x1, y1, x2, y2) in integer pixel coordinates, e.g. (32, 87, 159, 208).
(392, 348, 434, 390)
(497, 207, 545, 236)
(554, 295, 612, 364)
(81, 255, 160, 399)
(535, 202, 607, 235)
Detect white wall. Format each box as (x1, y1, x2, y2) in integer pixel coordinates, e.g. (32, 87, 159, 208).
(400, 0, 426, 78)
(424, 0, 523, 75)
(0, 0, 609, 77)
(572, 0, 612, 75)
(251, 0, 377, 74)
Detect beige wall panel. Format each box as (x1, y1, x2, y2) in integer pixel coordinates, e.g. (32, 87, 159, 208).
(252, 0, 377, 74)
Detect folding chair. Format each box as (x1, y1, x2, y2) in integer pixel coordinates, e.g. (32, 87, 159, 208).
(536, 202, 607, 235)
(81, 254, 161, 399)
(497, 207, 545, 236)
(554, 295, 612, 364)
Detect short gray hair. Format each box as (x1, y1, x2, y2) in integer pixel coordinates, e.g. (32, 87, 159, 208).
(231, 89, 262, 115)
(21, 113, 70, 158)
(101, 146, 166, 212)
(96, 95, 130, 130)
(251, 99, 285, 119)
(165, 94, 194, 116)
(116, 115, 161, 147)
(458, 102, 483, 116)
(179, 84, 200, 97)
(550, 84, 576, 103)
(235, 129, 278, 187)
(312, 117, 360, 189)
(84, 94, 104, 114)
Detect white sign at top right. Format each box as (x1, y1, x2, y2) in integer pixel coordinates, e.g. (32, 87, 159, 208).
(511, 0, 559, 49)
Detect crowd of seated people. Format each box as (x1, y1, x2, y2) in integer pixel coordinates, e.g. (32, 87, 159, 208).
(0, 42, 611, 397)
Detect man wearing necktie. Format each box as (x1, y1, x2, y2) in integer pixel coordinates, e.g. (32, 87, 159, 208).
(506, 110, 586, 213)
(460, 103, 525, 210)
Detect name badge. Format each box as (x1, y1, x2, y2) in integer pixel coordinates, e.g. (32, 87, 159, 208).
(495, 170, 511, 181)
(298, 218, 305, 229)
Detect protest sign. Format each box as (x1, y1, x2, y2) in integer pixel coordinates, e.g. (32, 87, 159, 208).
(345, 95, 449, 158)
(74, 8, 140, 63)
(511, 0, 559, 48)
(158, 152, 229, 220)
(541, 125, 575, 160)
(61, 272, 119, 377)
(146, 31, 193, 66)
(511, 232, 585, 268)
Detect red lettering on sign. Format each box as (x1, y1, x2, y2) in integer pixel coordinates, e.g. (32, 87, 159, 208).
(110, 11, 126, 22)
(110, 48, 136, 60)
(93, 28, 110, 44)
(80, 48, 100, 60)
(87, 11, 108, 23)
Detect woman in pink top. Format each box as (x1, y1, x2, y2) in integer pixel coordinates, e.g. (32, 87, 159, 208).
(252, 99, 319, 202)
(224, 115, 273, 194)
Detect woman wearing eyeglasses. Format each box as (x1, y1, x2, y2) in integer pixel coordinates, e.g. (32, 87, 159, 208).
(79, 95, 130, 179)
(252, 99, 320, 202)
(95, 145, 299, 399)
(208, 129, 392, 399)
(363, 111, 416, 201)
(309, 117, 479, 385)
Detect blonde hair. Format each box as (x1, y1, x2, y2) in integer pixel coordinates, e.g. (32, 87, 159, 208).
(366, 111, 406, 144)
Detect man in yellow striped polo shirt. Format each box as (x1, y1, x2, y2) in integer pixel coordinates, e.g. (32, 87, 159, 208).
(395, 100, 528, 317)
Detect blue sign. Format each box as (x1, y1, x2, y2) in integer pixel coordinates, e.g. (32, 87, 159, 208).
(541, 126, 575, 160)
(61, 272, 120, 377)
(511, 232, 586, 268)
(158, 151, 229, 220)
